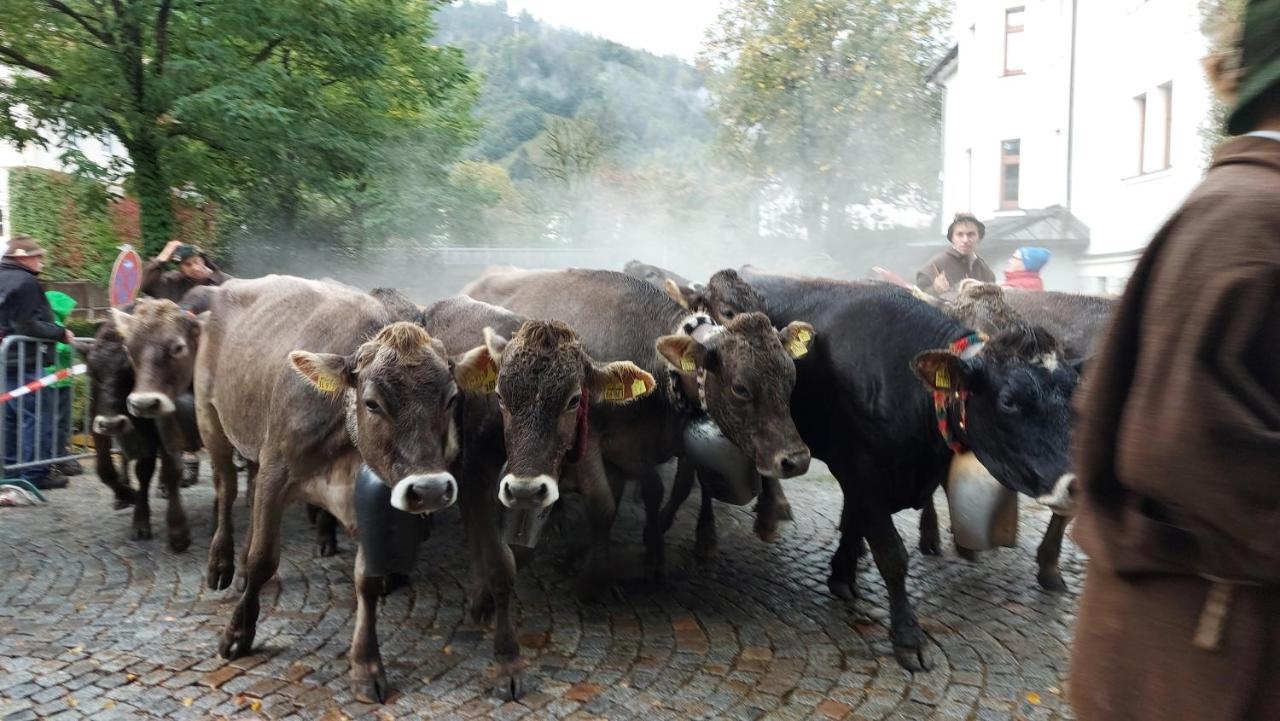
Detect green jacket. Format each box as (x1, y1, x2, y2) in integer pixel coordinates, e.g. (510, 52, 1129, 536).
(43, 290, 76, 387)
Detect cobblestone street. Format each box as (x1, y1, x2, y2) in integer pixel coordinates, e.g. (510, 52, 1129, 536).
(1, 465, 1084, 720)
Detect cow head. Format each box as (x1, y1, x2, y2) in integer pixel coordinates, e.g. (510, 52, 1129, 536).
(291, 322, 481, 516)
(913, 324, 1080, 513)
(665, 269, 767, 324)
(458, 320, 656, 511)
(111, 299, 205, 419)
(76, 323, 135, 436)
(657, 312, 814, 479)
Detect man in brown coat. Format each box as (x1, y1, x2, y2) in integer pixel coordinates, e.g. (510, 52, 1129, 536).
(140, 239, 230, 303)
(915, 213, 996, 297)
(1070, 3, 1280, 719)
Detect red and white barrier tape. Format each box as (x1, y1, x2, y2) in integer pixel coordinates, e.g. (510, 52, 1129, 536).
(1, 364, 87, 404)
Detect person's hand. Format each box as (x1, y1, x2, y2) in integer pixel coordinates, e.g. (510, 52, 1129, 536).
(157, 239, 183, 262)
(931, 267, 950, 294)
(63, 328, 75, 344)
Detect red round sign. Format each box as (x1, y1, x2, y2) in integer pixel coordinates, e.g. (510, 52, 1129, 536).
(109, 245, 143, 308)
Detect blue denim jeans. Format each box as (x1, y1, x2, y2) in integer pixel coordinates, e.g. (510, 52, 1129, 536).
(4, 364, 55, 481)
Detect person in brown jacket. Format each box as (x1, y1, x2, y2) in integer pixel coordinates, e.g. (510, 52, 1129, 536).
(140, 239, 229, 303)
(915, 213, 996, 298)
(1070, 3, 1280, 719)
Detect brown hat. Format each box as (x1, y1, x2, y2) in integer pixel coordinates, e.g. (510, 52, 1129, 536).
(3, 235, 45, 259)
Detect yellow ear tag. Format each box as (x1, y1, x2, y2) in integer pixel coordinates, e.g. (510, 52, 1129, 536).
(788, 338, 808, 358)
(934, 367, 951, 389)
(680, 355, 696, 372)
(631, 378, 648, 397)
(796, 328, 812, 343)
(602, 383, 626, 401)
(315, 375, 339, 393)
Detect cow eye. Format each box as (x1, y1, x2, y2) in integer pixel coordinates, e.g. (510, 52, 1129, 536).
(731, 383, 751, 400)
(364, 398, 382, 415)
(566, 393, 582, 412)
(721, 308, 736, 320)
(998, 393, 1020, 415)
(169, 341, 187, 357)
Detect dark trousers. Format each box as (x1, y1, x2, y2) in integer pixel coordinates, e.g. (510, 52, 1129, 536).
(3, 364, 54, 481)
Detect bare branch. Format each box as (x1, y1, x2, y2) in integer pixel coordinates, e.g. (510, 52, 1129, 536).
(0, 45, 62, 78)
(153, 0, 172, 75)
(252, 37, 285, 64)
(42, 0, 113, 43)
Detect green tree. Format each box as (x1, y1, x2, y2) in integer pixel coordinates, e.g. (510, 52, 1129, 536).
(0, 0, 475, 255)
(702, 0, 948, 251)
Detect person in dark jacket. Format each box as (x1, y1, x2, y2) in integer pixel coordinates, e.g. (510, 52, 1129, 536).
(140, 239, 229, 302)
(1070, 3, 1280, 719)
(915, 213, 996, 298)
(0, 235, 74, 489)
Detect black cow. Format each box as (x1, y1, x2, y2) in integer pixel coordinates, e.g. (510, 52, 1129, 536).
(701, 268, 1079, 671)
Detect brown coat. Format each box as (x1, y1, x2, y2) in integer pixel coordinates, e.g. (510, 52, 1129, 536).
(1071, 136, 1280, 720)
(915, 247, 995, 296)
(140, 256, 229, 303)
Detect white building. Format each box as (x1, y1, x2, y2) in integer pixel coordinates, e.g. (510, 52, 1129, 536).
(932, 0, 1214, 292)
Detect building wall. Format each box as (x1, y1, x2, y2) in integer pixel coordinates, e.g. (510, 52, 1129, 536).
(938, 0, 1214, 293)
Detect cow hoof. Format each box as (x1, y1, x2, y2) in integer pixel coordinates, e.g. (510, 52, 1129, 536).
(218, 625, 255, 660)
(383, 573, 411, 598)
(893, 643, 931, 673)
(827, 577, 857, 601)
(918, 536, 942, 556)
(644, 557, 666, 584)
(133, 521, 153, 541)
(314, 539, 340, 558)
(168, 527, 191, 553)
(754, 517, 779, 544)
(234, 575, 247, 593)
(467, 591, 495, 625)
(493, 659, 527, 701)
(693, 537, 718, 561)
(955, 545, 979, 563)
(206, 561, 236, 591)
(352, 660, 389, 704)
(113, 488, 137, 509)
(1037, 569, 1068, 593)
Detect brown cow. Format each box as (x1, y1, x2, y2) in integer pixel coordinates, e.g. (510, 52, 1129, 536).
(183, 276, 505, 702)
(463, 268, 814, 587)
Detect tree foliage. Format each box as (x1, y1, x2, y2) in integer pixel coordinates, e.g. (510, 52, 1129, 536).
(702, 0, 948, 250)
(0, 0, 477, 255)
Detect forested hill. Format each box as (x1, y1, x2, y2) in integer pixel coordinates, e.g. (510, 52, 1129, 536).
(434, 1, 713, 176)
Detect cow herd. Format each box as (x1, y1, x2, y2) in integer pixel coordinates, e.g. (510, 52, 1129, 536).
(79, 261, 1115, 704)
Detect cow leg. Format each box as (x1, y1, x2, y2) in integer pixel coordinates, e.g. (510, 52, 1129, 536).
(219, 458, 287, 660)
(1036, 514, 1070, 592)
(827, 498, 863, 600)
(132, 454, 156, 541)
(315, 509, 340, 558)
(159, 449, 191, 552)
(863, 509, 930, 672)
(350, 546, 389, 703)
(639, 468, 666, 581)
(694, 477, 718, 561)
(918, 500, 942, 556)
(577, 449, 619, 601)
(234, 460, 260, 593)
(753, 475, 788, 543)
(202, 411, 239, 590)
(94, 434, 136, 509)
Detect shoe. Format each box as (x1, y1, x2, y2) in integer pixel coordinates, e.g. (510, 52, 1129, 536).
(28, 473, 69, 490)
(54, 459, 85, 476)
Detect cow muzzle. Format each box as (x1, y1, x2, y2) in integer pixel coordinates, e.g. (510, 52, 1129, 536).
(1037, 473, 1079, 516)
(126, 392, 175, 418)
(93, 414, 133, 436)
(499, 473, 559, 510)
(760, 447, 811, 479)
(390, 472, 458, 515)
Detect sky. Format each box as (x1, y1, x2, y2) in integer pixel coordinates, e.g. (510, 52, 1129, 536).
(501, 0, 726, 60)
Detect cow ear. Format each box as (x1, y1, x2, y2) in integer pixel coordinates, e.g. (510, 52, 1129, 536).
(588, 361, 656, 404)
(656, 334, 709, 376)
(483, 326, 508, 365)
(290, 351, 351, 394)
(778, 321, 815, 359)
(453, 344, 499, 394)
(187, 310, 210, 337)
(913, 350, 970, 393)
(110, 308, 135, 340)
(663, 278, 689, 308)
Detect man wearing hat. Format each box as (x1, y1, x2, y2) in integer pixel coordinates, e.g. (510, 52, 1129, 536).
(0, 235, 75, 490)
(140, 239, 229, 303)
(1070, 1, 1280, 718)
(915, 212, 997, 298)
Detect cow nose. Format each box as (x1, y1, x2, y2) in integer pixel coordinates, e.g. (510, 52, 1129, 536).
(390, 473, 458, 515)
(499, 474, 560, 510)
(126, 392, 175, 418)
(774, 448, 811, 478)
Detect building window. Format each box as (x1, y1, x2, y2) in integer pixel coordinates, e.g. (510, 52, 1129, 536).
(1135, 93, 1147, 174)
(1004, 7, 1025, 75)
(1159, 82, 1173, 169)
(1000, 139, 1020, 210)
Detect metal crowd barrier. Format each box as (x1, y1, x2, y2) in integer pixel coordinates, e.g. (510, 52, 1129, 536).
(0, 335, 94, 497)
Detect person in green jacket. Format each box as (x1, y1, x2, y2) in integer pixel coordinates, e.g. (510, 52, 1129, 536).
(43, 290, 84, 476)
